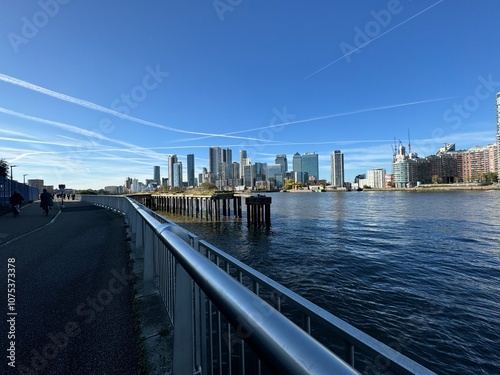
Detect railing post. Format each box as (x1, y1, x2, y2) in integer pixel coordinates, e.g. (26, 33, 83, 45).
(143, 222, 155, 295)
(173, 262, 195, 374)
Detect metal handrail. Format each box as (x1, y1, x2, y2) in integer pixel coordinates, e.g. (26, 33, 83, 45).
(82, 195, 436, 375)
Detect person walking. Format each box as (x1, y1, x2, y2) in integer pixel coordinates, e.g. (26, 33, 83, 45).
(40, 188, 54, 216)
(9, 190, 24, 217)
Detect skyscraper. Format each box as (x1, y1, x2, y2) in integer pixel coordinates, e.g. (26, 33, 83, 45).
(173, 162, 183, 188)
(301, 152, 319, 181)
(187, 154, 195, 187)
(275, 154, 288, 173)
(330, 150, 344, 187)
(292, 152, 303, 183)
(168, 154, 178, 188)
(240, 149, 248, 178)
(154, 166, 160, 185)
(222, 148, 233, 179)
(209, 147, 221, 179)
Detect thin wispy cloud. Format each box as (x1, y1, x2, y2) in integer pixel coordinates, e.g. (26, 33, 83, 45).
(304, 0, 446, 80)
(0, 73, 275, 143)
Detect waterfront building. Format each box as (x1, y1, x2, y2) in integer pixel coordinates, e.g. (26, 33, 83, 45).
(267, 164, 283, 189)
(187, 154, 195, 187)
(240, 150, 248, 179)
(243, 164, 253, 188)
(367, 168, 386, 188)
(461, 144, 497, 182)
(292, 152, 302, 182)
(330, 150, 344, 188)
(222, 148, 233, 180)
(275, 154, 288, 173)
(302, 152, 319, 181)
(232, 162, 240, 183)
(168, 154, 178, 188)
(209, 147, 221, 181)
(154, 166, 160, 185)
(172, 162, 183, 188)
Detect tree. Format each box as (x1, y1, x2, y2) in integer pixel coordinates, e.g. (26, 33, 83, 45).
(0, 159, 8, 178)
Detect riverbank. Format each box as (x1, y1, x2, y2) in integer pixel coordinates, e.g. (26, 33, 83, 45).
(367, 183, 500, 192)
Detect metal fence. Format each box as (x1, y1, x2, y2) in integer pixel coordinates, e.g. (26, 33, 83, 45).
(82, 195, 436, 375)
(0, 176, 40, 205)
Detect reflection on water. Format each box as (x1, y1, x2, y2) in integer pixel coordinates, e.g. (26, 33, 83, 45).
(160, 191, 500, 375)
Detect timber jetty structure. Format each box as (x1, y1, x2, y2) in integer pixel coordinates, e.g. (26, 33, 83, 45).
(129, 192, 272, 227)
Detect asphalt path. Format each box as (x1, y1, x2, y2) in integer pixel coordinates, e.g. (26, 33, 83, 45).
(0, 200, 139, 374)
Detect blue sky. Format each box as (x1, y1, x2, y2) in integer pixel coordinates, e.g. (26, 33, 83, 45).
(1, 0, 499, 189)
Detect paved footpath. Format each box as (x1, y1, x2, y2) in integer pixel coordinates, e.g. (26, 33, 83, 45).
(0, 200, 140, 374)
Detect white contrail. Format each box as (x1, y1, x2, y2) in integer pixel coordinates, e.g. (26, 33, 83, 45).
(180, 97, 453, 142)
(304, 0, 446, 80)
(0, 73, 274, 143)
(0, 106, 166, 161)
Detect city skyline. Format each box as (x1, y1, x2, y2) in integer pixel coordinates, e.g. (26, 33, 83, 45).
(1, 2, 499, 189)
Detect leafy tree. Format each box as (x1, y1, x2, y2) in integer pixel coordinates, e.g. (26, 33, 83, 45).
(200, 181, 216, 190)
(0, 159, 8, 178)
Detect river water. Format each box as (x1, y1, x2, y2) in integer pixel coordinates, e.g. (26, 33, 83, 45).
(160, 190, 500, 375)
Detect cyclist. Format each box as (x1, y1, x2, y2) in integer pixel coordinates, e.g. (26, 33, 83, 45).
(40, 188, 53, 216)
(9, 190, 24, 217)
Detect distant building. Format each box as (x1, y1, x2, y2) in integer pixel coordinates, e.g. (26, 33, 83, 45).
(275, 154, 288, 173)
(267, 164, 283, 189)
(243, 164, 253, 188)
(154, 166, 160, 185)
(301, 152, 319, 181)
(28, 179, 44, 190)
(292, 152, 303, 183)
(367, 168, 386, 188)
(330, 150, 344, 187)
(172, 162, 183, 188)
(168, 154, 178, 188)
(239, 150, 248, 179)
(187, 154, 195, 187)
(461, 144, 497, 182)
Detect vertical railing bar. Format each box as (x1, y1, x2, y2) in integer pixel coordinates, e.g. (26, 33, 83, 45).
(227, 322, 232, 375)
(344, 342, 355, 368)
(217, 308, 222, 375)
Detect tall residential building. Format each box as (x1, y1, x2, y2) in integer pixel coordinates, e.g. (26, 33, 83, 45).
(275, 154, 288, 173)
(209, 147, 221, 179)
(302, 152, 319, 180)
(232, 162, 240, 181)
(497, 93, 500, 180)
(330, 150, 344, 187)
(187, 154, 195, 187)
(221, 148, 233, 179)
(168, 154, 178, 188)
(243, 164, 253, 187)
(240, 149, 248, 178)
(154, 166, 160, 185)
(461, 144, 497, 182)
(172, 162, 183, 188)
(367, 169, 386, 188)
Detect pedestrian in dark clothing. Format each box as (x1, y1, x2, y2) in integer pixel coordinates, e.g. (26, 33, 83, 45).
(9, 190, 24, 216)
(40, 188, 53, 215)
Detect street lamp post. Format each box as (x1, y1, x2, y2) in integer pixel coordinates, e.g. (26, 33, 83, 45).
(23, 174, 28, 200)
(10, 165, 17, 196)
